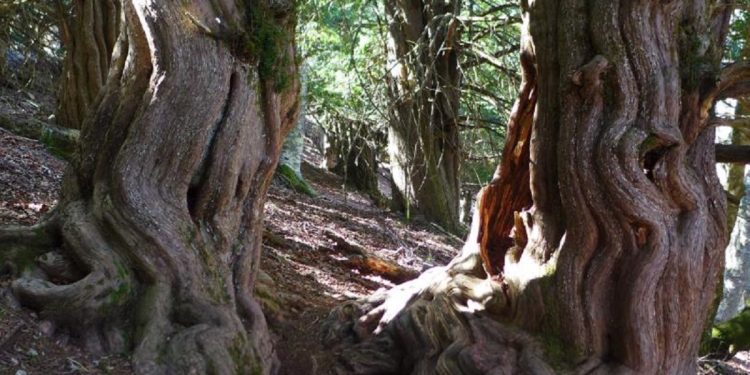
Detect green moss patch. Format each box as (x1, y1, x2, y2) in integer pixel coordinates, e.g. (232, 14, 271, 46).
(708, 303, 750, 357)
(275, 164, 316, 197)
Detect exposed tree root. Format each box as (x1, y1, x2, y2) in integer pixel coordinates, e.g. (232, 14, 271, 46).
(322, 239, 557, 374)
(11, 201, 133, 352)
(2, 202, 280, 374)
(0, 214, 61, 277)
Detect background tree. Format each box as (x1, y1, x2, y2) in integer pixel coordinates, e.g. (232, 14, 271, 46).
(324, 0, 737, 373)
(0, 1, 299, 374)
(0, 0, 62, 89)
(297, 0, 391, 203)
(709, 4, 750, 356)
(384, 0, 463, 233)
(297, 0, 519, 226)
(716, 101, 750, 324)
(276, 66, 317, 197)
(56, 0, 120, 130)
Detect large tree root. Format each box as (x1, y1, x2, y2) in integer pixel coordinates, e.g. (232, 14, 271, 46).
(0, 201, 278, 374)
(0, 212, 61, 270)
(322, 240, 557, 374)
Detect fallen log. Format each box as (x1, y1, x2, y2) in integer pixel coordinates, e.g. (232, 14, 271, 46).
(0, 113, 79, 161)
(324, 230, 419, 284)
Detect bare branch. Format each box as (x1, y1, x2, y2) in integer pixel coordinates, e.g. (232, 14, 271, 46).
(708, 61, 750, 101)
(710, 116, 750, 128)
(716, 144, 750, 164)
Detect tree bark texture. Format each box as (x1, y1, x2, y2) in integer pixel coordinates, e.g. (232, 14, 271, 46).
(325, 1, 732, 374)
(2, 1, 299, 374)
(57, 0, 121, 130)
(385, 0, 463, 233)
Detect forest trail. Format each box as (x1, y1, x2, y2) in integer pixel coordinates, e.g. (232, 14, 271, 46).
(0, 107, 462, 374)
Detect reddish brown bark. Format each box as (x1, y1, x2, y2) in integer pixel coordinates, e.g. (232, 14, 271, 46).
(477, 50, 536, 277)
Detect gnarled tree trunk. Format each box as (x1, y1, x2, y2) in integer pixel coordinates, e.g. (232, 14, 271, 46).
(385, 0, 462, 233)
(2, 1, 298, 374)
(325, 1, 733, 373)
(57, 0, 120, 130)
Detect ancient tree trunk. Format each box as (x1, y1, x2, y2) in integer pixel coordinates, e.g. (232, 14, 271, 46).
(57, 0, 120, 130)
(385, 0, 462, 233)
(325, 1, 733, 373)
(2, 1, 298, 374)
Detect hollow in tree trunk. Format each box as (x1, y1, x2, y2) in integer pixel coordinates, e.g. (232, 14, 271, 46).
(324, 1, 734, 373)
(385, 0, 462, 233)
(1, 1, 299, 374)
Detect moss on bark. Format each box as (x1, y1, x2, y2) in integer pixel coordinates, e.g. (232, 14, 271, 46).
(275, 164, 316, 197)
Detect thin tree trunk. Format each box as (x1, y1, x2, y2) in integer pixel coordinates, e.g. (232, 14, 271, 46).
(325, 117, 384, 203)
(716, 165, 750, 323)
(279, 65, 307, 177)
(56, 0, 120, 130)
(717, 100, 750, 323)
(385, 0, 462, 233)
(325, 1, 732, 373)
(2, 2, 299, 374)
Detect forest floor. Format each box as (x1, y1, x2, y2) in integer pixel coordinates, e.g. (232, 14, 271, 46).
(0, 84, 749, 374)
(0, 83, 463, 373)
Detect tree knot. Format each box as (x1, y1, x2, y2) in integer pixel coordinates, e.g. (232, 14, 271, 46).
(571, 55, 610, 87)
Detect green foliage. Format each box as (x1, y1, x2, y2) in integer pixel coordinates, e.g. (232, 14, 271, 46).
(298, 0, 388, 124)
(0, 0, 64, 89)
(725, 1, 750, 62)
(298, 0, 521, 196)
(459, 1, 521, 186)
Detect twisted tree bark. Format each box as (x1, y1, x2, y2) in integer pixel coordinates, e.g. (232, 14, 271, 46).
(2, 1, 299, 374)
(57, 0, 121, 130)
(325, 1, 732, 373)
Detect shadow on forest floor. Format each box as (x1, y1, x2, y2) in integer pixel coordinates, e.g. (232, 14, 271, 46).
(0, 85, 463, 373)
